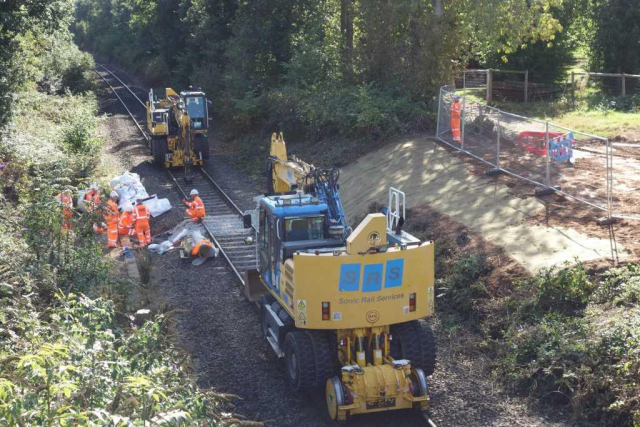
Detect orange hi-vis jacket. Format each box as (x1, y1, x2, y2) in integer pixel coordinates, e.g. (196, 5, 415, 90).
(185, 195, 205, 220)
(103, 200, 119, 225)
(133, 203, 150, 223)
(191, 238, 213, 257)
(450, 100, 462, 143)
(451, 100, 462, 119)
(133, 203, 151, 246)
(118, 211, 135, 235)
(84, 190, 101, 212)
(103, 199, 119, 248)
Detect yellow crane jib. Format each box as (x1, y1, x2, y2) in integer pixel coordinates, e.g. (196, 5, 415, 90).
(145, 87, 212, 169)
(243, 133, 437, 422)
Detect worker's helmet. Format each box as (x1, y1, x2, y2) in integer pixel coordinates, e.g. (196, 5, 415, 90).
(90, 183, 99, 191)
(122, 202, 133, 213)
(190, 189, 199, 196)
(110, 191, 118, 199)
(453, 94, 461, 101)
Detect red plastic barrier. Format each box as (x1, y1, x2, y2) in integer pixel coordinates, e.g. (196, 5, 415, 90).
(517, 131, 563, 156)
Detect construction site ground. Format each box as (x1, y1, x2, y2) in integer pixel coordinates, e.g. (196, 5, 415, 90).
(95, 64, 612, 426)
(340, 135, 637, 273)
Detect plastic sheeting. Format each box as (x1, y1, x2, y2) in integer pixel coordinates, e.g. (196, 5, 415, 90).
(110, 172, 172, 217)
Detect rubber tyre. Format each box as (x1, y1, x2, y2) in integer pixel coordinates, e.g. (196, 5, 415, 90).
(308, 331, 334, 386)
(153, 137, 168, 165)
(284, 331, 316, 392)
(390, 320, 437, 376)
(194, 135, 210, 160)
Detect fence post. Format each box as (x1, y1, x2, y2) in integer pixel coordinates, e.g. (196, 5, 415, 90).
(460, 92, 466, 151)
(486, 69, 493, 105)
(524, 70, 529, 103)
(571, 72, 575, 106)
(621, 74, 626, 96)
(545, 121, 551, 188)
(496, 114, 501, 169)
(436, 89, 442, 137)
(463, 71, 466, 92)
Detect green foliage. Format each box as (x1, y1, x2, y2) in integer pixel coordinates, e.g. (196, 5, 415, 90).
(589, 0, 640, 73)
(0, 0, 81, 125)
(0, 292, 225, 426)
(497, 263, 640, 425)
(0, 31, 233, 424)
(436, 254, 491, 318)
(73, 0, 571, 141)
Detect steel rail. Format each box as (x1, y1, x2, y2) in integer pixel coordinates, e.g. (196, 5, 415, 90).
(93, 66, 252, 286)
(97, 65, 442, 423)
(96, 63, 146, 108)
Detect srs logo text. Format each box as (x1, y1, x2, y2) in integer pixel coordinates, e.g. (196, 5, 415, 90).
(339, 259, 404, 293)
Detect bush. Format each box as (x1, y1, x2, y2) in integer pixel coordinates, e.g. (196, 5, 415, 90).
(436, 254, 491, 318)
(497, 263, 640, 425)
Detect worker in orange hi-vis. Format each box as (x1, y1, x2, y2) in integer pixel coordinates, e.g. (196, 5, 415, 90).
(184, 189, 205, 222)
(132, 199, 151, 247)
(55, 189, 74, 231)
(103, 191, 120, 248)
(84, 183, 101, 212)
(450, 95, 462, 144)
(118, 202, 136, 237)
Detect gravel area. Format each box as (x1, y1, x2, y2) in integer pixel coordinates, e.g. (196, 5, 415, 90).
(94, 64, 584, 427)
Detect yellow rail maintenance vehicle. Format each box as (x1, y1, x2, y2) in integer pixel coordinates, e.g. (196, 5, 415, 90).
(146, 87, 212, 172)
(243, 132, 437, 423)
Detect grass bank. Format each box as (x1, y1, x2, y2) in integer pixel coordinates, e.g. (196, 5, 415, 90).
(0, 43, 245, 427)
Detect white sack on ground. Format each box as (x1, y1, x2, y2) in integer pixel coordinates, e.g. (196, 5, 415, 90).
(110, 171, 171, 216)
(143, 196, 172, 217)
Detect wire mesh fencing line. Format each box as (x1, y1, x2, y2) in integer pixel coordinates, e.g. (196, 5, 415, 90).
(570, 72, 640, 104)
(435, 86, 629, 218)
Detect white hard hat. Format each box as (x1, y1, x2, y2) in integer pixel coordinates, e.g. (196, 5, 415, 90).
(123, 202, 133, 213)
(110, 191, 118, 199)
(190, 189, 199, 196)
(90, 183, 98, 190)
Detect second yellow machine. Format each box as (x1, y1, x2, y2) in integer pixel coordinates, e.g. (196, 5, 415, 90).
(146, 87, 211, 169)
(243, 133, 437, 423)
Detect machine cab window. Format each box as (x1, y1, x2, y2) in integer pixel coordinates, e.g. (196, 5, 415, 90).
(284, 216, 325, 241)
(184, 95, 207, 129)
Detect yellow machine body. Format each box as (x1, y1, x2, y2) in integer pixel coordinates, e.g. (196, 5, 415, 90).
(250, 133, 435, 420)
(278, 217, 435, 329)
(146, 87, 209, 168)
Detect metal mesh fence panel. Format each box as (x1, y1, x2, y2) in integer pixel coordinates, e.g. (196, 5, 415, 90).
(547, 123, 610, 212)
(461, 100, 498, 167)
(496, 111, 549, 186)
(610, 142, 640, 220)
(435, 85, 622, 219)
(436, 86, 460, 149)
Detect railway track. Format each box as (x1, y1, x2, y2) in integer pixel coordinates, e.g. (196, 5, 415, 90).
(93, 64, 258, 285)
(93, 64, 439, 427)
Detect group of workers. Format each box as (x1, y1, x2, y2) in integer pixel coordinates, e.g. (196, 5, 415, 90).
(55, 184, 205, 250)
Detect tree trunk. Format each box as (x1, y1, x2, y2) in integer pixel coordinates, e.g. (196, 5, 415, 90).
(340, 0, 354, 80)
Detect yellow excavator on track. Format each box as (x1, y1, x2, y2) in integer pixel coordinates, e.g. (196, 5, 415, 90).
(243, 132, 437, 423)
(146, 87, 211, 175)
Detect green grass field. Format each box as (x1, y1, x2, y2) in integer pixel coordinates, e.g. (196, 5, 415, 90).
(462, 89, 640, 140)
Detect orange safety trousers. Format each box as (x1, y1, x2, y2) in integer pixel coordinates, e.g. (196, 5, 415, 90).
(106, 221, 118, 248)
(104, 200, 119, 248)
(451, 101, 462, 143)
(135, 220, 151, 246)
